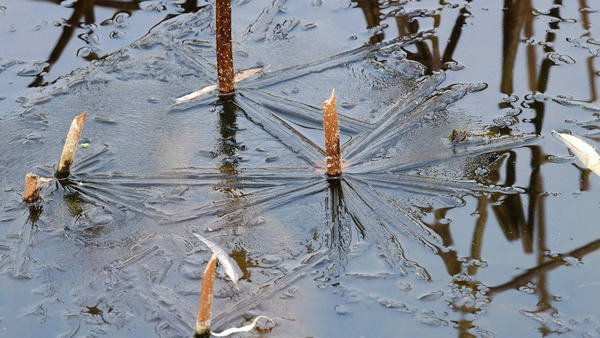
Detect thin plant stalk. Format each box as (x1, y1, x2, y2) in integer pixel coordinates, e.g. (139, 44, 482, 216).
(195, 254, 218, 338)
(23, 173, 41, 203)
(55, 112, 87, 178)
(322, 89, 342, 177)
(216, 0, 235, 94)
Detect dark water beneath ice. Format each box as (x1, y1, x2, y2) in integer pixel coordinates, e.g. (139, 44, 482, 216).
(0, 1, 599, 337)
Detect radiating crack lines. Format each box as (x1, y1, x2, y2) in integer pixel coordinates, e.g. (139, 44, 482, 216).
(0, 3, 543, 336)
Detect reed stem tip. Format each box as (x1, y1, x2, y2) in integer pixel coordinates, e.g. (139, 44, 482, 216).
(55, 112, 87, 179)
(323, 89, 342, 177)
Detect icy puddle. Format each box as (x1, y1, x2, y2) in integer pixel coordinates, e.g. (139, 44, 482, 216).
(1, 1, 598, 337)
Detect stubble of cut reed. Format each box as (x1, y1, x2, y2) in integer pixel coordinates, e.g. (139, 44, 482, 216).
(23, 173, 41, 203)
(195, 254, 218, 338)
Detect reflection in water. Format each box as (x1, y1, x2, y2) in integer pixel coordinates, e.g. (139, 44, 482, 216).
(438, 1, 471, 71)
(230, 245, 256, 282)
(383, 0, 600, 335)
(215, 95, 241, 177)
(325, 179, 351, 275)
(27, 205, 43, 226)
(213, 94, 260, 283)
(63, 190, 86, 217)
(354, 0, 384, 45)
(356, 0, 446, 71)
(489, 151, 530, 247)
(29, 0, 203, 87)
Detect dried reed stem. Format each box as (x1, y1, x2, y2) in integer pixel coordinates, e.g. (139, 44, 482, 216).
(56, 112, 87, 179)
(216, 0, 235, 94)
(23, 173, 41, 203)
(322, 89, 342, 177)
(195, 254, 218, 338)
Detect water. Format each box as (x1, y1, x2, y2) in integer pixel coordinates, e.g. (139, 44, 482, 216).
(0, 1, 599, 337)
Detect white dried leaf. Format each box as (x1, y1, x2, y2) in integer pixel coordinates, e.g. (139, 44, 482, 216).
(174, 84, 216, 104)
(233, 67, 262, 82)
(552, 130, 600, 176)
(211, 315, 273, 337)
(174, 67, 263, 104)
(193, 233, 242, 286)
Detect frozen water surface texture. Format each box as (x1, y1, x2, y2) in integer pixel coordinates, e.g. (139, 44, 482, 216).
(1, 1, 599, 337)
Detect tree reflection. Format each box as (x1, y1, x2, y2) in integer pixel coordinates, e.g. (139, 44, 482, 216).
(387, 0, 600, 334)
(356, 0, 445, 72)
(28, 0, 202, 87)
(354, 0, 384, 45)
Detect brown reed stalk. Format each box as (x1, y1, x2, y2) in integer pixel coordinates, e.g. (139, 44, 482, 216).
(55, 112, 87, 179)
(322, 89, 342, 177)
(216, 0, 235, 94)
(23, 173, 41, 203)
(195, 254, 217, 338)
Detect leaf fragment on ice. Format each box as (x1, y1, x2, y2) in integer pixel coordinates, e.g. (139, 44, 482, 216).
(211, 315, 274, 337)
(193, 233, 242, 286)
(552, 130, 600, 176)
(174, 67, 263, 104)
(232, 67, 262, 82)
(174, 84, 216, 104)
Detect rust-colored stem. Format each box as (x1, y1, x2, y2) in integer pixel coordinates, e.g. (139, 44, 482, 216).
(23, 173, 41, 203)
(322, 89, 342, 177)
(195, 254, 217, 337)
(216, 0, 235, 94)
(55, 112, 87, 178)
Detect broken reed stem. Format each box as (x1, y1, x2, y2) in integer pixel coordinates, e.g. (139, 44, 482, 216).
(195, 254, 218, 338)
(322, 89, 342, 177)
(55, 112, 87, 179)
(216, 0, 235, 94)
(23, 173, 41, 203)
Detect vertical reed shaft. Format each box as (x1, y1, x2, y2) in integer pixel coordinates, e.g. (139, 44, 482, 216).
(216, 0, 235, 94)
(195, 254, 217, 338)
(322, 89, 342, 177)
(56, 112, 87, 179)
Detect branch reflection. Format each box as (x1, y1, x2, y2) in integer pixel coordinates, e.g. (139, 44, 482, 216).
(28, 0, 202, 87)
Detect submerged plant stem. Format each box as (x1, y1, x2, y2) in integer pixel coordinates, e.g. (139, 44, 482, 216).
(55, 112, 87, 179)
(195, 254, 217, 338)
(323, 89, 342, 177)
(216, 0, 235, 94)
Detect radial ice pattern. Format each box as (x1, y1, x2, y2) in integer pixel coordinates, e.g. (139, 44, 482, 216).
(0, 3, 534, 337)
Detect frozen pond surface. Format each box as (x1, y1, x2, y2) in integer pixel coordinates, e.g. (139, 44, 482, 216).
(1, 1, 599, 337)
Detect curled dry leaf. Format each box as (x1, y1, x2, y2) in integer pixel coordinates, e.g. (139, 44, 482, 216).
(552, 130, 600, 176)
(211, 315, 274, 337)
(193, 233, 242, 286)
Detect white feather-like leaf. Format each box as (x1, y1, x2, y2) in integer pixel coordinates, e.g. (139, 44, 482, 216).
(552, 130, 600, 176)
(174, 67, 263, 104)
(174, 84, 216, 104)
(193, 233, 242, 286)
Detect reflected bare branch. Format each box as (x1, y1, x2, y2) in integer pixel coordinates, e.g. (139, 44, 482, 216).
(488, 238, 600, 295)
